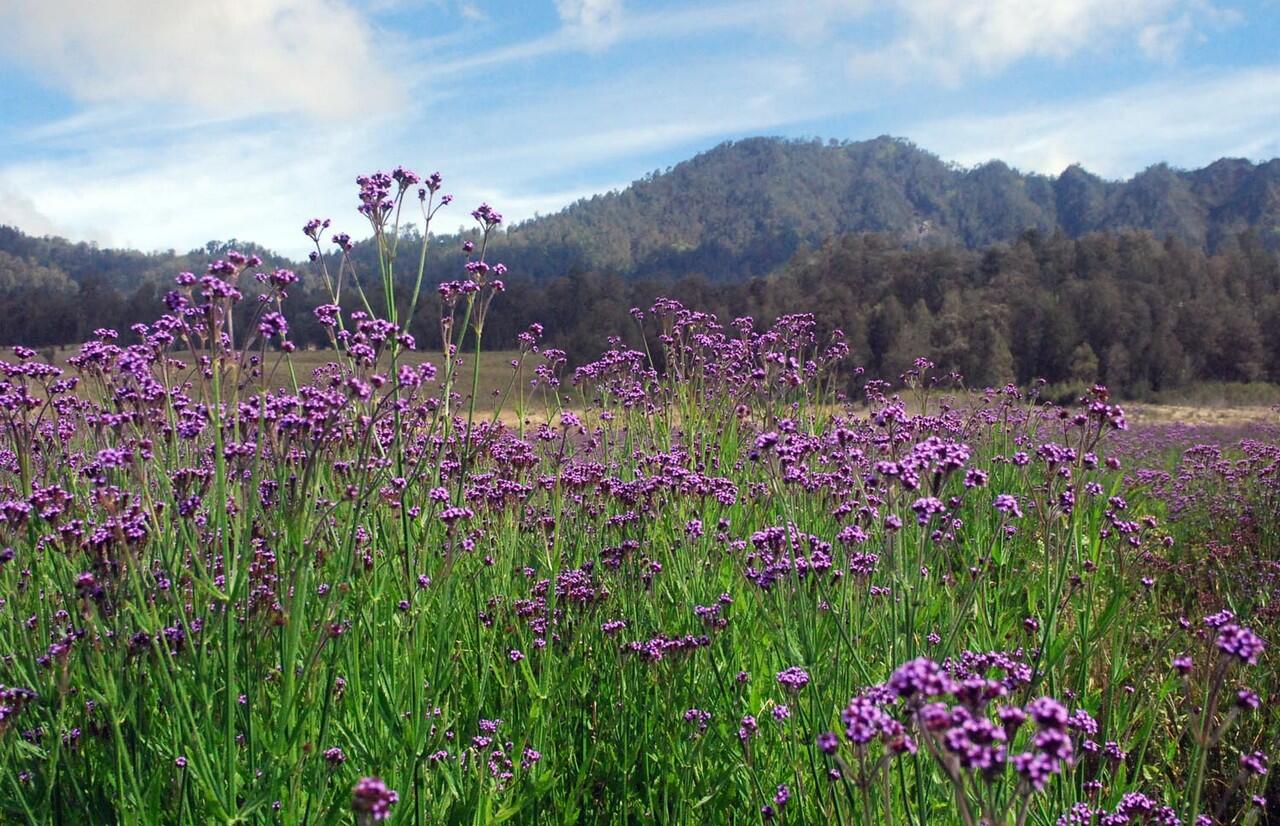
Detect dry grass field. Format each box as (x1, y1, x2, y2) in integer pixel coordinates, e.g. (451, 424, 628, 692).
(35, 346, 1280, 433)
(40, 346, 569, 419)
(1125, 402, 1277, 428)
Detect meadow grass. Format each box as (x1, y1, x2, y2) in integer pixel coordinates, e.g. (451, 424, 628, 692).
(42, 347, 525, 407)
(0, 170, 1275, 825)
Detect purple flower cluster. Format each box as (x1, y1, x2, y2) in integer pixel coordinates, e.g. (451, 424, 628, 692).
(621, 633, 710, 662)
(1215, 623, 1266, 666)
(0, 163, 1273, 824)
(1056, 792, 1180, 825)
(776, 666, 810, 692)
(0, 685, 37, 731)
(351, 776, 398, 822)
(819, 654, 1111, 819)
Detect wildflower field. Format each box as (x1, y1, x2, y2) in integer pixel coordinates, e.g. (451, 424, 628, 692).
(0, 169, 1276, 825)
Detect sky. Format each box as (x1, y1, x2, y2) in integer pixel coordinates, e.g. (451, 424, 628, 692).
(0, 0, 1278, 257)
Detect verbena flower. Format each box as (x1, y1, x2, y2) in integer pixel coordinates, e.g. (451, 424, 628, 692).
(352, 776, 398, 822)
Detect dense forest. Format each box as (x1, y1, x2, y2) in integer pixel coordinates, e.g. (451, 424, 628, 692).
(2, 136, 1279, 396)
(490, 136, 1280, 280)
(442, 227, 1280, 394)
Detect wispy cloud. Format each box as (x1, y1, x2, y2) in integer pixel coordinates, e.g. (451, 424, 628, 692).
(430, 53, 824, 171)
(0, 0, 1273, 256)
(910, 66, 1280, 177)
(0, 48, 829, 257)
(849, 0, 1236, 81)
(0, 0, 401, 118)
(1136, 1, 1242, 63)
(432, 0, 855, 76)
(458, 2, 486, 21)
(0, 183, 66, 240)
(470, 182, 626, 223)
(0, 120, 383, 254)
(434, 1, 1232, 88)
(555, 0, 623, 50)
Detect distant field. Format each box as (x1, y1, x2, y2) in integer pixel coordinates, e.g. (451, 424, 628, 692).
(1126, 402, 1277, 428)
(42, 346, 558, 414)
(35, 346, 1280, 430)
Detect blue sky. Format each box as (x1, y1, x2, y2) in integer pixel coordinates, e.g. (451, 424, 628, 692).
(1, 0, 1278, 257)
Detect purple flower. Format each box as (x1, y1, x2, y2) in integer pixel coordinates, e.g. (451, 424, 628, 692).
(314, 303, 341, 326)
(776, 666, 810, 692)
(842, 695, 893, 744)
(1240, 751, 1268, 776)
(1026, 697, 1069, 730)
(683, 708, 711, 732)
(888, 657, 954, 700)
(1204, 609, 1235, 629)
(352, 776, 399, 822)
(994, 494, 1023, 518)
(1216, 624, 1266, 665)
(910, 496, 946, 524)
(1012, 750, 1059, 790)
(439, 506, 474, 524)
(258, 311, 288, 339)
(471, 202, 503, 230)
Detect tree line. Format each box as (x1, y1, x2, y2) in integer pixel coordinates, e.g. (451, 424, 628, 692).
(2, 223, 1277, 397)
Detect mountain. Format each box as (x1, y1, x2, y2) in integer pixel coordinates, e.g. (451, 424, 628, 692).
(3, 135, 1279, 293)
(1, 135, 1279, 390)
(488, 136, 1280, 280)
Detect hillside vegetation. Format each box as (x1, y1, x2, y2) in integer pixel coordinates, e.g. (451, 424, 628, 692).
(2, 137, 1279, 396)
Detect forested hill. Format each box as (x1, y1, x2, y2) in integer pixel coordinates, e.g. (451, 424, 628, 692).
(4, 136, 1280, 293)
(0, 230, 296, 344)
(2, 136, 1280, 395)
(490, 136, 1280, 281)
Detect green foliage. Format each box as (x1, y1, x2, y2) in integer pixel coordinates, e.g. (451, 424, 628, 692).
(2, 138, 1280, 393)
(1, 160, 1277, 821)
(485, 138, 1280, 282)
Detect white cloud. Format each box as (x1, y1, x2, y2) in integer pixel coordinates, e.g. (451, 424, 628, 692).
(470, 182, 624, 223)
(0, 30, 843, 257)
(0, 120, 384, 257)
(910, 66, 1280, 177)
(0, 184, 69, 240)
(431, 2, 738, 76)
(432, 31, 568, 75)
(1138, 15, 1197, 63)
(0, 0, 400, 118)
(435, 1, 855, 74)
(0, 108, 640, 258)
(1138, 1, 1242, 63)
(0, 0, 1269, 260)
(424, 52, 833, 177)
(555, 0, 623, 50)
(850, 0, 1231, 81)
(438, 0, 1231, 86)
